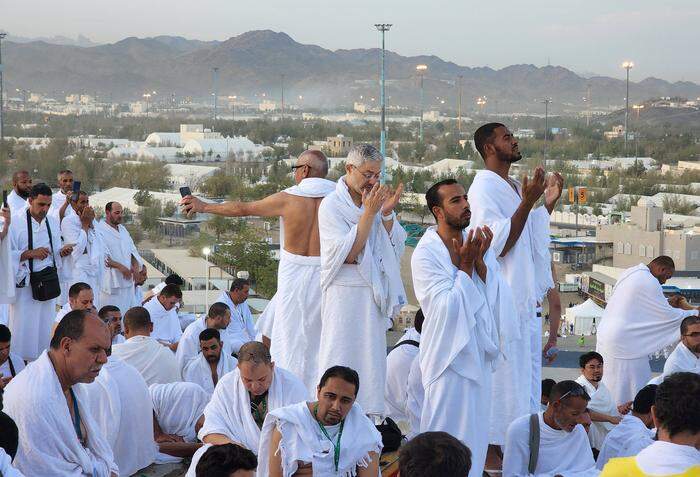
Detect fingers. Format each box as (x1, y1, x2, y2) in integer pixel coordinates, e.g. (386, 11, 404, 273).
(452, 238, 460, 256)
(522, 175, 529, 190)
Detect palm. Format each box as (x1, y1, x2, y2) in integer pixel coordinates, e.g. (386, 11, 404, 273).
(545, 173, 563, 205)
(382, 184, 403, 214)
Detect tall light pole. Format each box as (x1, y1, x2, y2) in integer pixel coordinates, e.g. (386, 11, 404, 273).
(375, 23, 392, 182)
(622, 61, 634, 153)
(0, 33, 6, 142)
(457, 75, 463, 136)
(142, 92, 152, 118)
(416, 64, 428, 142)
(212, 67, 219, 122)
(202, 247, 211, 313)
(542, 97, 552, 160)
(228, 95, 237, 122)
(280, 74, 285, 119)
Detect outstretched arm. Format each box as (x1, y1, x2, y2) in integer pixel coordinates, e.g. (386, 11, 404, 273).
(181, 192, 288, 219)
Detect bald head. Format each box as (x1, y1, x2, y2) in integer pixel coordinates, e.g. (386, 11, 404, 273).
(297, 150, 329, 178)
(237, 341, 272, 366)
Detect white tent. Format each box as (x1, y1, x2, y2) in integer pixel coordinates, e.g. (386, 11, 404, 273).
(565, 299, 604, 336)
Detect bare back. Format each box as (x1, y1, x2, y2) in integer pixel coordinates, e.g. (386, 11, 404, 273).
(280, 193, 323, 256)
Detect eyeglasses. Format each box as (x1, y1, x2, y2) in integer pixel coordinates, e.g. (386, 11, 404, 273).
(351, 165, 381, 180)
(683, 332, 700, 338)
(291, 164, 309, 171)
(557, 385, 587, 402)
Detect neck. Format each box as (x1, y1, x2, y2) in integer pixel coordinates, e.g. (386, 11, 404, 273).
(47, 350, 74, 393)
(205, 316, 218, 328)
(542, 408, 562, 430)
(14, 189, 27, 199)
(29, 211, 44, 223)
(658, 428, 699, 448)
(683, 342, 700, 358)
(348, 188, 362, 207)
(436, 222, 463, 247)
(126, 331, 148, 339)
(107, 220, 118, 229)
(586, 377, 599, 389)
(486, 158, 511, 180)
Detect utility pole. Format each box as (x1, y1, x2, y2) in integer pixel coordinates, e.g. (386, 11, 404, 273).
(416, 64, 428, 142)
(542, 97, 552, 160)
(0, 33, 6, 142)
(622, 61, 634, 153)
(586, 83, 591, 127)
(212, 67, 219, 122)
(280, 74, 285, 119)
(457, 75, 463, 136)
(375, 23, 392, 183)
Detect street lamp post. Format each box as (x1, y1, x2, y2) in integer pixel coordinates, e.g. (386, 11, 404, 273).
(416, 64, 428, 142)
(622, 61, 634, 153)
(0, 32, 6, 142)
(228, 95, 237, 122)
(375, 23, 392, 183)
(202, 247, 211, 313)
(542, 98, 552, 160)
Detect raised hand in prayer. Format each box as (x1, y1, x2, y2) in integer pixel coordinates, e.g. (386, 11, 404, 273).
(521, 166, 546, 207)
(544, 172, 564, 213)
(361, 182, 389, 216)
(381, 183, 404, 216)
(452, 227, 482, 277)
(474, 226, 493, 282)
(80, 205, 95, 229)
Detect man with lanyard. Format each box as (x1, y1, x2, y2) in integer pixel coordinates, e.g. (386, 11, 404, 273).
(258, 365, 383, 476)
(0, 324, 25, 390)
(214, 278, 256, 355)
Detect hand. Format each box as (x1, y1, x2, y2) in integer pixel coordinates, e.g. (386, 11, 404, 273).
(0, 375, 11, 389)
(477, 226, 493, 260)
(0, 206, 10, 226)
(544, 172, 564, 212)
(617, 402, 633, 415)
(452, 228, 482, 276)
(80, 206, 95, 228)
(542, 337, 558, 364)
(155, 432, 184, 443)
(181, 195, 205, 217)
(361, 183, 389, 216)
(119, 265, 132, 280)
(59, 245, 74, 257)
(521, 167, 546, 206)
(608, 415, 622, 425)
(32, 247, 51, 260)
(381, 183, 404, 216)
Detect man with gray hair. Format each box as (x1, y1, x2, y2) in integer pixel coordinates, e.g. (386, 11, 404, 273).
(182, 150, 335, 394)
(317, 143, 406, 418)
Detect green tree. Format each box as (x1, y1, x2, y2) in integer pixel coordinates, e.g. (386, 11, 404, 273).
(133, 189, 153, 207)
(140, 199, 162, 230)
(162, 200, 177, 217)
(216, 227, 277, 298)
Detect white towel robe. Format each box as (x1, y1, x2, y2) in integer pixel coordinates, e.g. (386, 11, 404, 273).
(0, 448, 24, 477)
(198, 366, 308, 453)
(149, 382, 210, 443)
(503, 412, 597, 477)
(60, 214, 104, 309)
(663, 341, 700, 377)
(627, 441, 700, 475)
(405, 354, 423, 440)
(267, 178, 336, 397)
(468, 170, 553, 444)
(143, 297, 183, 345)
(3, 351, 118, 477)
(111, 335, 181, 386)
(8, 212, 63, 360)
(597, 263, 698, 405)
(96, 220, 143, 314)
(575, 375, 618, 449)
(257, 401, 383, 477)
(6, 190, 28, 216)
(0, 216, 14, 327)
(411, 227, 503, 477)
(214, 291, 257, 353)
(384, 328, 420, 422)
(596, 414, 654, 470)
(318, 176, 406, 416)
(78, 356, 157, 476)
(176, 316, 235, 373)
(182, 351, 238, 396)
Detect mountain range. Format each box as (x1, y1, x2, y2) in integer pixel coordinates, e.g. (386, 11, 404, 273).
(3, 30, 700, 114)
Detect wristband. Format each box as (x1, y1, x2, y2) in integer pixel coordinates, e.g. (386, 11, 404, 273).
(381, 211, 396, 222)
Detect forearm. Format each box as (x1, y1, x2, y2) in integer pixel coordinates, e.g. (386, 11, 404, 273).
(158, 442, 202, 458)
(548, 290, 562, 338)
(202, 201, 247, 217)
(345, 212, 375, 263)
(202, 433, 234, 445)
(588, 410, 613, 423)
(501, 199, 535, 257)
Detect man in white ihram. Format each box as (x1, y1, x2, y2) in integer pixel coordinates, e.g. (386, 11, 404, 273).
(183, 328, 238, 396)
(317, 143, 406, 418)
(662, 315, 700, 378)
(596, 255, 700, 405)
(182, 150, 335, 394)
(467, 122, 563, 453)
(412, 179, 518, 477)
(96, 201, 146, 314)
(213, 278, 256, 354)
(177, 301, 232, 372)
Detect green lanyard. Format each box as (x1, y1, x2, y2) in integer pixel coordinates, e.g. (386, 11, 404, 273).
(314, 404, 344, 472)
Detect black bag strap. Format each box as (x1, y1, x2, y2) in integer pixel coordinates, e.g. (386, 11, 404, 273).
(8, 356, 16, 377)
(26, 209, 57, 273)
(391, 339, 420, 351)
(528, 413, 540, 474)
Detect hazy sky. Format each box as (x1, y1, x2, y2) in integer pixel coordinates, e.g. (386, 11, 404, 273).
(3, 0, 699, 83)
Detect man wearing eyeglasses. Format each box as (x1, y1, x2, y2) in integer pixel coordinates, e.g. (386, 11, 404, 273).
(317, 143, 406, 419)
(503, 380, 596, 476)
(662, 315, 700, 378)
(181, 150, 335, 396)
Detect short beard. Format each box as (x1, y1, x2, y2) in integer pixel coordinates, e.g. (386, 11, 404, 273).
(445, 215, 470, 231)
(206, 355, 219, 363)
(17, 190, 30, 199)
(496, 148, 522, 164)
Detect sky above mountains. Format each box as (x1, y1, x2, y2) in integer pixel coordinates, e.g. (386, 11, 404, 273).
(3, 0, 699, 83)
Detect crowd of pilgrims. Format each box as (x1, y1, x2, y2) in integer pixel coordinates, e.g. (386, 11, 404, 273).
(0, 122, 698, 476)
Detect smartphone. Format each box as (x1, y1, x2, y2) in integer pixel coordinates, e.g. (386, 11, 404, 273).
(71, 181, 81, 202)
(179, 186, 192, 198)
(2, 190, 7, 208)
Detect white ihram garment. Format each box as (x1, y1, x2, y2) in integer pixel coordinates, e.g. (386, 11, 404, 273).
(143, 297, 183, 345)
(111, 335, 181, 386)
(575, 375, 618, 449)
(596, 414, 654, 470)
(176, 316, 235, 373)
(630, 441, 700, 475)
(182, 351, 238, 396)
(663, 341, 700, 377)
(468, 170, 553, 444)
(214, 291, 256, 353)
(318, 176, 406, 416)
(597, 263, 697, 404)
(96, 220, 143, 314)
(60, 214, 104, 308)
(384, 328, 420, 422)
(149, 382, 210, 443)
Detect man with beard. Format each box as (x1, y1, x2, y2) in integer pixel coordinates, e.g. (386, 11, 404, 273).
(97, 305, 125, 345)
(662, 315, 700, 377)
(467, 123, 563, 457)
(411, 179, 518, 477)
(60, 191, 104, 307)
(48, 169, 75, 223)
(8, 183, 73, 360)
(317, 144, 406, 418)
(183, 328, 238, 396)
(6, 170, 32, 214)
(503, 380, 596, 476)
(575, 352, 626, 454)
(97, 201, 145, 314)
(3, 309, 118, 476)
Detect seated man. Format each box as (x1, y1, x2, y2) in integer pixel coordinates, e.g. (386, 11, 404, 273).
(195, 444, 257, 477)
(597, 384, 657, 470)
(111, 306, 180, 386)
(541, 378, 556, 411)
(384, 309, 423, 422)
(215, 278, 257, 354)
(601, 372, 700, 475)
(183, 328, 238, 396)
(3, 310, 118, 476)
(144, 273, 185, 302)
(0, 325, 25, 390)
(97, 305, 124, 345)
(54, 282, 95, 326)
(662, 315, 700, 377)
(149, 381, 209, 446)
(405, 351, 423, 440)
(199, 341, 308, 454)
(502, 380, 596, 476)
(259, 366, 383, 476)
(80, 352, 158, 475)
(399, 431, 472, 477)
(143, 284, 183, 351)
(575, 352, 625, 451)
(177, 302, 232, 372)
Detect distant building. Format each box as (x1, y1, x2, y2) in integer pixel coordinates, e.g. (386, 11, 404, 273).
(514, 128, 536, 139)
(326, 135, 353, 156)
(353, 102, 367, 114)
(604, 125, 625, 140)
(259, 100, 277, 112)
(423, 111, 441, 122)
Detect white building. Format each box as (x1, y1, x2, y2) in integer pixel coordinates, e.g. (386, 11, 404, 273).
(182, 137, 266, 160)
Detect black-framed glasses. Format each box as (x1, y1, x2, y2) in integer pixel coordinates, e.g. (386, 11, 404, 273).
(291, 164, 309, 171)
(683, 332, 700, 338)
